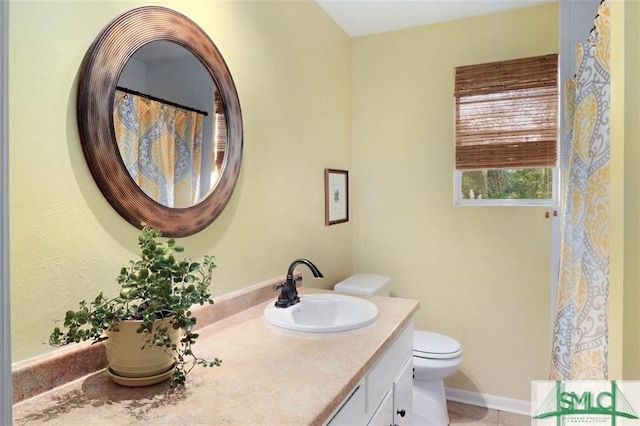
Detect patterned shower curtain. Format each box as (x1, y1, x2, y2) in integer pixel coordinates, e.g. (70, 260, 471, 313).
(551, 0, 610, 380)
(113, 90, 205, 208)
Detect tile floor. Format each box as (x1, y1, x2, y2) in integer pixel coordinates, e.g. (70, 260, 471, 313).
(447, 400, 531, 425)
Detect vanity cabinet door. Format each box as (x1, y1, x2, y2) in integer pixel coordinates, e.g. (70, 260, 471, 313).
(368, 389, 393, 426)
(327, 383, 366, 425)
(393, 358, 413, 426)
(326, 321, 414, 426)
(366, 323, 413, 412)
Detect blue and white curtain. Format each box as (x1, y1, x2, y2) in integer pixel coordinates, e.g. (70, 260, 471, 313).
(113, 90, 205, 208)
(551, 0, 610, 380)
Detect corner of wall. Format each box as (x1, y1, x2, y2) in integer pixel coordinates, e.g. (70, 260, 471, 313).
(620, 0, 640, 380)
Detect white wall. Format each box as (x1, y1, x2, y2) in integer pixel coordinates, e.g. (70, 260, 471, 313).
(118, 57, 147, 90)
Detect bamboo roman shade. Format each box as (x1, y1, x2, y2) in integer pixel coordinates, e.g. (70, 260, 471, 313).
(454, 54, 558, 170)
(214, 91, 227, 168)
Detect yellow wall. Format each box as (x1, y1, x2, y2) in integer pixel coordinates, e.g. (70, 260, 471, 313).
(609, 0, 624, 382)
(11, 0, 631, 405)
(9, 0, 352, 361)
(351, 4, 558, 400)
(618, 0, 640, 380)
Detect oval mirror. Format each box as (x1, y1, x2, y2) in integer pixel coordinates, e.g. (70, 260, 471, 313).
(78, 6, 243, 237)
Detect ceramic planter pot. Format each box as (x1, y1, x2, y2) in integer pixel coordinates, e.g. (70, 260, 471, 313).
(104, 318, 179, 383)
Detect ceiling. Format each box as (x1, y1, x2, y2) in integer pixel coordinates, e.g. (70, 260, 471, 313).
(315, 0, 557, 37)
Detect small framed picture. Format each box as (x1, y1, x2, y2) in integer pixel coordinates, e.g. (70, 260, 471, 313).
(324, 169, 349, 225)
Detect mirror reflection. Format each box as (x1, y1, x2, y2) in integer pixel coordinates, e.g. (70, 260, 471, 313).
(77, 5, 243, 236)
(114, 41, 226, 208)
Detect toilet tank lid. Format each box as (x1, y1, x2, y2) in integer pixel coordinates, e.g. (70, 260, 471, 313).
(334, 273, 390, 296)
(413, 330, 462, 358)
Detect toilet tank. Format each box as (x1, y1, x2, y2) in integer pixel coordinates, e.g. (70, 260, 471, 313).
(333, 273, 390, 297)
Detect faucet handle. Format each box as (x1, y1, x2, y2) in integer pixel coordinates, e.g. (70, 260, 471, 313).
(273, 276, 303, 292)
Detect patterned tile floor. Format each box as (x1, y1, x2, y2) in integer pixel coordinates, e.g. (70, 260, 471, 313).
(448, 401, 531, 425)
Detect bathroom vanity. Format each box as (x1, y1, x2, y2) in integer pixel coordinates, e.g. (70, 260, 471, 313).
(12, 280, 419, 425)
(327, 321, 414, 425)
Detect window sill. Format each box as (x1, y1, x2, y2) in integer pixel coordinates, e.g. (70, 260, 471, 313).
(455, 199, 558, 207)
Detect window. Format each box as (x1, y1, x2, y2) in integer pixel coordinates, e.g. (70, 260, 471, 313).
(453, 54, 558, 205)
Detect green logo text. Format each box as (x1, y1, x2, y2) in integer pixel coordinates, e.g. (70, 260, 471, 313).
(534, 381, 639, 425)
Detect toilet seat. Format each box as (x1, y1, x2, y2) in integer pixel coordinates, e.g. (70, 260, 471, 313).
(413, 330, 462, 360)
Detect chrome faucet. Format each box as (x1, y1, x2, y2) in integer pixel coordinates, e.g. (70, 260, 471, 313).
(273, 258, 324, 308)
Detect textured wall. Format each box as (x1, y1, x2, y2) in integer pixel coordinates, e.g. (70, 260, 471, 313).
(351, 4, 558, 401)
(11, 0, 634, 405)
(615, 0, 640, 380)
(9, 0, 352, 362)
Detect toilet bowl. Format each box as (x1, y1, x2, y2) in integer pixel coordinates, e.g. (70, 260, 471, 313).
(413, 330, 463, 425)
(334, 274, 463, 426)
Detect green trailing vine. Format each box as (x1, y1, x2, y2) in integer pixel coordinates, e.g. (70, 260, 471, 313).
(49, 224, 221, 387)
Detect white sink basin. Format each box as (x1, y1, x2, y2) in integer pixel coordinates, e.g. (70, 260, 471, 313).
(264, 293, 379, 333)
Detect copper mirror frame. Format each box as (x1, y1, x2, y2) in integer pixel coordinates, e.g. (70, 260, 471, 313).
(77, 6, 243, 237)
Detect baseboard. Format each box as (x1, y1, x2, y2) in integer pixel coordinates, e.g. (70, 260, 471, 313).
(445, 387, 532, 416)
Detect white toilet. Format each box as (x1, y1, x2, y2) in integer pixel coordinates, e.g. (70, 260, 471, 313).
(334, 273, 463, 426)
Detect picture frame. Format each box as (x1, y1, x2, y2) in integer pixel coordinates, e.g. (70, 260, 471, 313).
(324, 169, 349, 225)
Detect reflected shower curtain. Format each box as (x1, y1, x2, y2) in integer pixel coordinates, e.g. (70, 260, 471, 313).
(551, 0, 610, 380)
(113, 90, 205, 208)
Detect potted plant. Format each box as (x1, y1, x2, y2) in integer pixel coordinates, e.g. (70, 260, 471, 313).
(49, 224, 221, 387)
